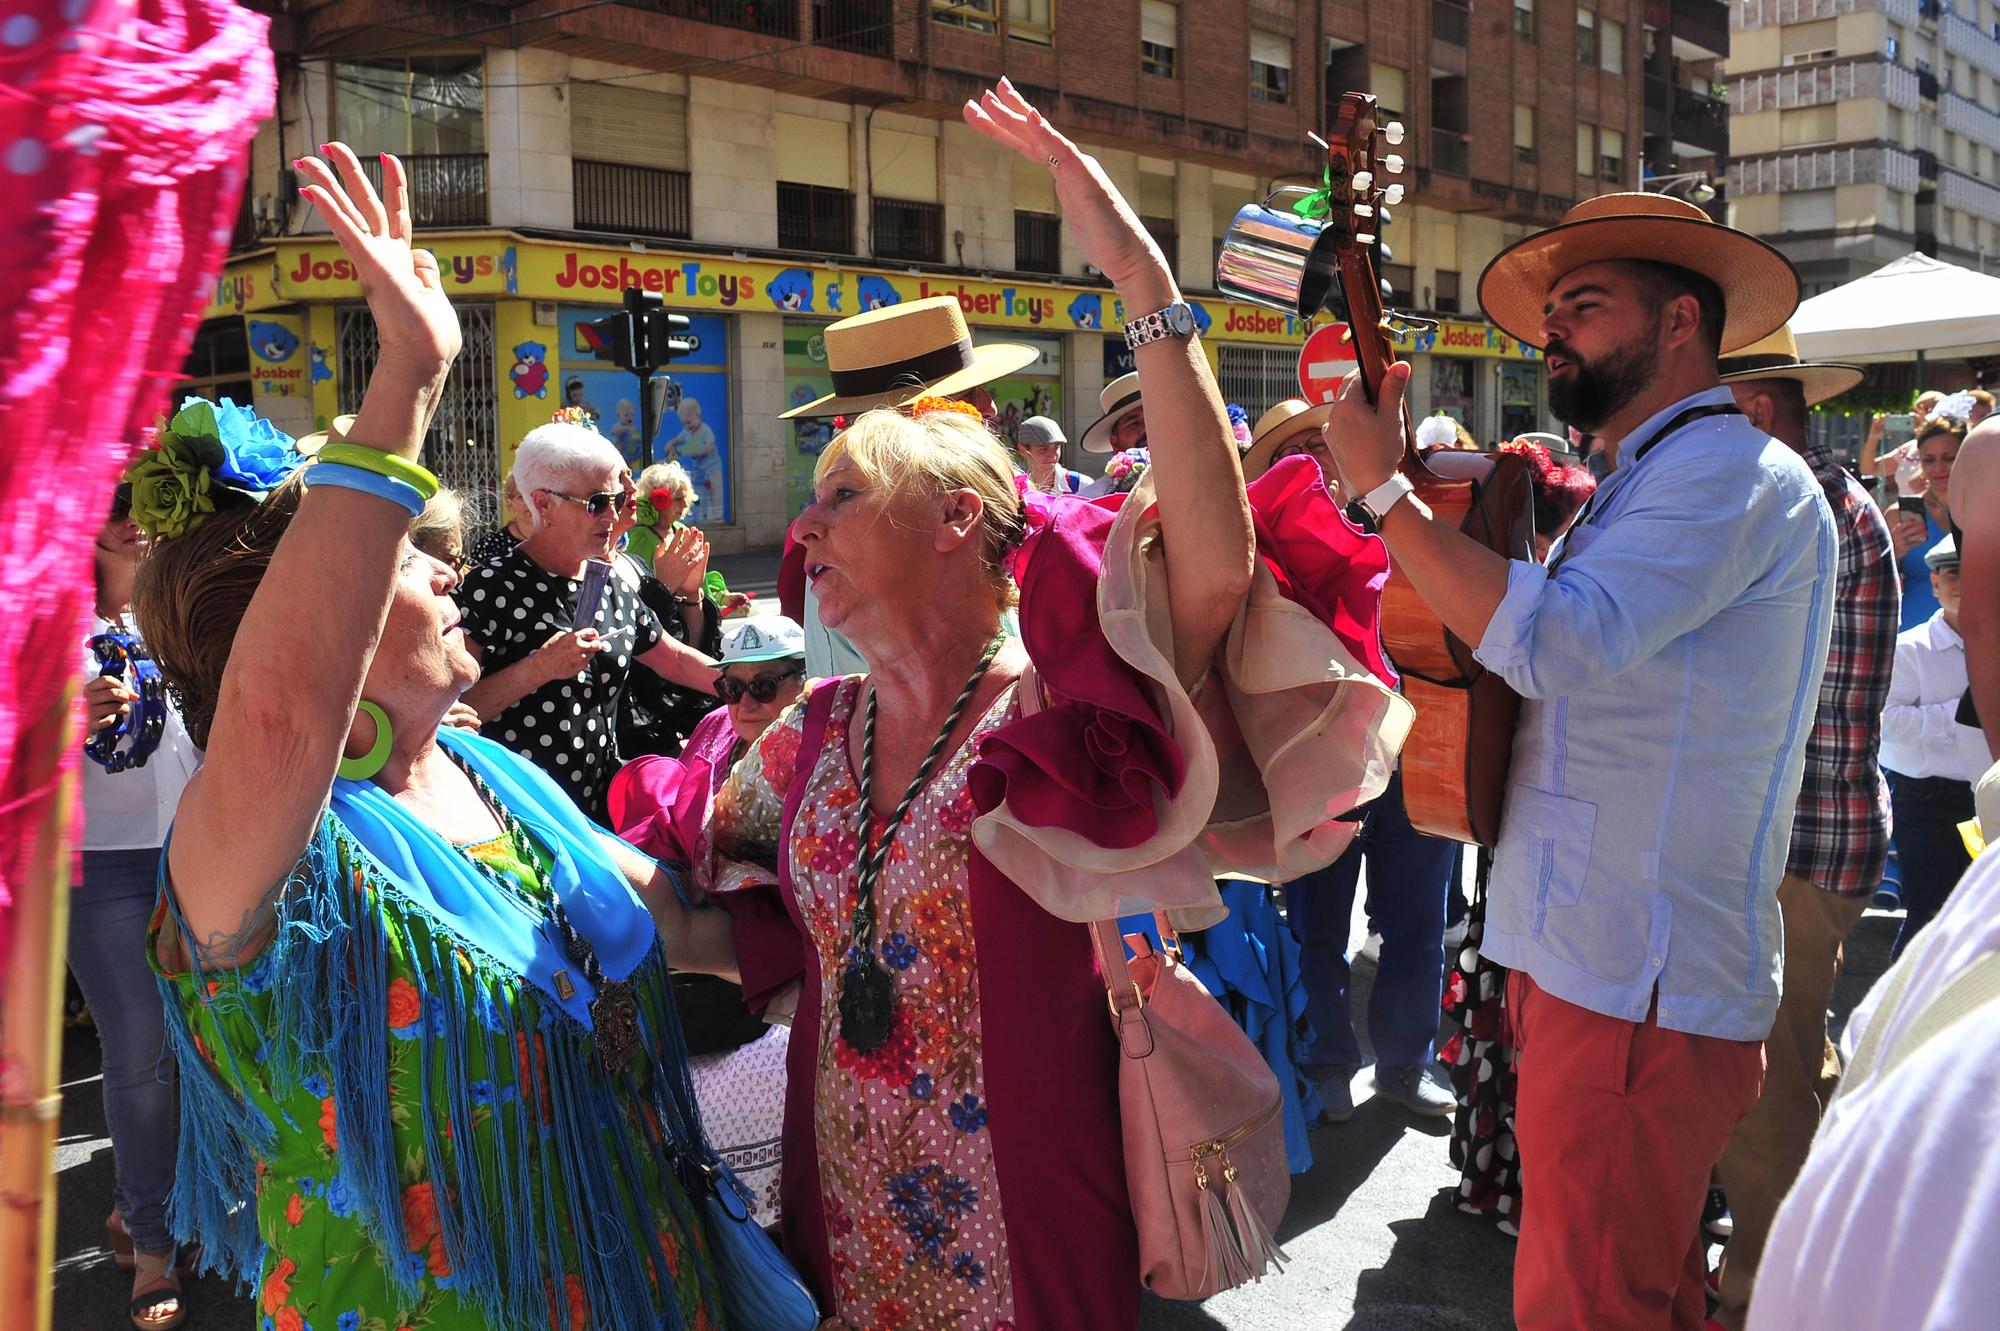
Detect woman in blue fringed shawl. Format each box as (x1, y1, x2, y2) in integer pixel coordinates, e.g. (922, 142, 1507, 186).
(132, 147, 735, 1331)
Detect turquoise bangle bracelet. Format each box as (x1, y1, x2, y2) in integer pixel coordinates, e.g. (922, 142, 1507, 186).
(306, 462, 427, 517)
(316, 442, 440, 500)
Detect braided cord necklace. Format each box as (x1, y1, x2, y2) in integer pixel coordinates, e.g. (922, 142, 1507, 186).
(838, 635, 1004, 1054)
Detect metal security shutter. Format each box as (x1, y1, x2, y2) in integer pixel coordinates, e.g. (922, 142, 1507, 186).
(337, 302, 501, 515)
(1217, 344, 1304, 419)
(570, 82, 688, 172)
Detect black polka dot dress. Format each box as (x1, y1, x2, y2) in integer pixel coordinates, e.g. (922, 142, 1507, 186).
(459, 546, 664, 820)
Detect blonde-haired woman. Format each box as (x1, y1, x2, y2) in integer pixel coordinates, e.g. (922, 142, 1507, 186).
(627, 460, 696, 567)
(621, 82, 1404, 1330)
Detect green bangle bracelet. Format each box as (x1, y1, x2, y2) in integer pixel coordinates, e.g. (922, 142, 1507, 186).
(315, 443, 441, 500)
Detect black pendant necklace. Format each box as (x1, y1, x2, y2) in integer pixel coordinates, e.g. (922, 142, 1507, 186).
(838, 636, 1005, 1054)
(448, 752, 642, 1071)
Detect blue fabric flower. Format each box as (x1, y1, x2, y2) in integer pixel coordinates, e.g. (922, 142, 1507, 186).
(338, 1313, 360, 1331)
(323, 1174, 358, 1217)
(948, 1093, 988, 1134)
(882, 932, 918, 971)
(471, 1079, 496, 1105)
(199, 396, 302, 492)
(953, 1252, 985, 1288)
(908, 1071, 933, 1101)
(301, 1073, 330, 1099)
(934, 1173, 979, 1218)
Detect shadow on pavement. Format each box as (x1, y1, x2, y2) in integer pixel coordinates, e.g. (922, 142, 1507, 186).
(1342, 1188, 1518, 1331)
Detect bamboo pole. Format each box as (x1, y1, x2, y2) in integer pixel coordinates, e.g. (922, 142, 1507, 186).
(0, 674, 80, 1331)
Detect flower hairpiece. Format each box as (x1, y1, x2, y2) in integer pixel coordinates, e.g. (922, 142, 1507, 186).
(636, 486, 675, 529)
(550, 405, 599, 431)
(123, 397, 303, 539)
(901, 395, 985, 422)
(1103, 445, 1151, 494)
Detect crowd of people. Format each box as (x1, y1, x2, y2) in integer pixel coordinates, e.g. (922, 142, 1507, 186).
(67, 75, 2000, 1331)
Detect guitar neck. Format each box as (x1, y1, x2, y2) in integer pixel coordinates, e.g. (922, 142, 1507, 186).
(1334, 247, 1420, 467)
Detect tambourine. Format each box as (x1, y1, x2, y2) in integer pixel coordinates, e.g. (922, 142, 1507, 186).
(84, 630, 165, 773)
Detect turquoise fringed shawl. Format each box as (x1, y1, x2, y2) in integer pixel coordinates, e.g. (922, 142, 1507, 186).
(155, 730, 720, 1331)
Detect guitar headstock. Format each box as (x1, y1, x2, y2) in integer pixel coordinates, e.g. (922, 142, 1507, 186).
(1317, 92, 1411, 407)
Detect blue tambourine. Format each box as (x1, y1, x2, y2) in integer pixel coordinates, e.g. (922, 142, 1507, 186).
(84, 630, 165, 773)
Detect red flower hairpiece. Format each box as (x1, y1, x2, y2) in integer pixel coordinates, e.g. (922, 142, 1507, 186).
(901, 395, 984, 422)
(649, 487, 672, 507)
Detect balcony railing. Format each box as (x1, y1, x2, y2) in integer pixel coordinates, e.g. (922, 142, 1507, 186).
(777, 182, 853, 253)
(625, 0, 798, 37)
(1734, 0, 1904, 31)
(1730, 145, 1921, 196)
(574, 160, 691, 239)
(1942, 92, 2000, 156)
(1432, 0, 1470, 46)
(1669, 0, 1729, 60)
(1941, 13, 2000, 80)
(1731, 59, 1918, 114)
(359, 153, 487, 228)
(814, 0, 895, 56)
(1671, 87, 1728, 156)
(872, 197, 943, 263)
(1432, 127, 1469, 176)
(1941, 168, 2000, 226)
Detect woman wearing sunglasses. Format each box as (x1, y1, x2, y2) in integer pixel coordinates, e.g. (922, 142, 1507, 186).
(608, 616, 812, 1232)
(459, 421, 718, 820)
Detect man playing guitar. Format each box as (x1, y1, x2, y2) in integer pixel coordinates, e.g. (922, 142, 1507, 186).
(1324, 194, 1837, 1330)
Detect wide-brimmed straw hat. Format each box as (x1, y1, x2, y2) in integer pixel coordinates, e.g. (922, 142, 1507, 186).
(1080, 372, 1145, 454)
(1716, 323, 1864, 407)
(1240, 398, 1334, 481)
(1478, 193, 1799, 355)
(294, 414, 357, 458)
(779, 296, 1040, 419)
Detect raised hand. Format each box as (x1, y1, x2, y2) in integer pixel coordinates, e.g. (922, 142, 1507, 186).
(296, 145, 461, 366)
(963, 79, 1170, 299)
(653, 525, 710, 601)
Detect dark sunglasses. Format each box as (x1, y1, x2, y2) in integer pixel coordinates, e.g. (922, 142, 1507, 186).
(717, 665, 804, 705)
(544, 488, 620, 516)
(108, 482, 133, 522)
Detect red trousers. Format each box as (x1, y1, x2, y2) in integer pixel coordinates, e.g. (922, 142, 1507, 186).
(1508, 972, 1765, 1331)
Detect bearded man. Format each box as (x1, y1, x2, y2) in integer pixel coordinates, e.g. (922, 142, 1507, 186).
(1325, 195, 1838, 1331)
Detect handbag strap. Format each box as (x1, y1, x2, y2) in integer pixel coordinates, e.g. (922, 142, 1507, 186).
(779, 678, 843, 900)
(1088, 911, 1185, 1059)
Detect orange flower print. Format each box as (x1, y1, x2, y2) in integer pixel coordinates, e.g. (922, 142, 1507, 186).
(260, 1256, 296, 1314)
(872, 1296, 914, 1328)
(427, 1234, 453, 1279)
(284, 1193, 304, 1226)
(274, 1308, 303, 1331)
(656, 1225, 683, 1279)
(318, 1096, 338, 1150)
(401, 1181, 440, 1250)
(387, 977, 423, 1029)
(757, 721, 800, 780)
(565, 1272, 589, 1331)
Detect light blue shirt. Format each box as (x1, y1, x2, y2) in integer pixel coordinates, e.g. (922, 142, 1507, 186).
(1473, 388, 1838, 1041)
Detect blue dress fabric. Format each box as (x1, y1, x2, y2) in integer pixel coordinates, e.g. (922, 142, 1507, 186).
(1120, 878, 1322, 1174)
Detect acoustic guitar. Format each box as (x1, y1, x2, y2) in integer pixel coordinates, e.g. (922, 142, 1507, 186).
(1321, 92, 1537, 846)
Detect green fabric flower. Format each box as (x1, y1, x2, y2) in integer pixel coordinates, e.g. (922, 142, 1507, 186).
(126, 429, 222, 538)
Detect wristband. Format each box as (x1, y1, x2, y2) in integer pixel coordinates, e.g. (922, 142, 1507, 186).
(306, 462, 427, 517)
(83, 631, 165, 773)
(315, 443, 440, 500)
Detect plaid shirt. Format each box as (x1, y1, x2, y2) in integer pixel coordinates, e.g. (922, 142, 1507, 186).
(1787, 440, 1899, 896)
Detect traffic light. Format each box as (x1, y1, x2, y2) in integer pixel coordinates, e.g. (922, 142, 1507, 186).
(572, 288, 698, 373)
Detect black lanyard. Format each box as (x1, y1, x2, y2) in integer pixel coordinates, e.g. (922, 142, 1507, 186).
(1552, 402, 1744, 569)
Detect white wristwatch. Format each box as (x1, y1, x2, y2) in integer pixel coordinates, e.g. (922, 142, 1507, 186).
(1344, 473, 1415, 534)
(1123, 300, 1200, 350)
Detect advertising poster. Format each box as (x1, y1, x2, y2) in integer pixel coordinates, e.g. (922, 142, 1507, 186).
(554, 308, 733, 525)
(245, 312, 308, 400)
(983, 334, 1063, 447)
(782, 321, 834, 519)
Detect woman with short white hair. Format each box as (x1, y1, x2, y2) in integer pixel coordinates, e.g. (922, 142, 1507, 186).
(459, 422, 716, 818)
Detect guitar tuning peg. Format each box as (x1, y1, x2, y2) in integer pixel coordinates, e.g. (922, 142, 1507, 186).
(1383, 121, 1406, 146)
(1353, 170, 1374, 192)
(1355, 232, 1377, 247)
(1353, 203, 1375, 218)
(1379, 241, 1395, 263)
(1383, 154, 1406, 175)
(1384, 183, 1406, 205)
(1376, 206, 1393, 229)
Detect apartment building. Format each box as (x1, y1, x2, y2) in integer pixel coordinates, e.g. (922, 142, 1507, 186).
(1727, 0, 2000, 294)
(198, 0, 1681, 548)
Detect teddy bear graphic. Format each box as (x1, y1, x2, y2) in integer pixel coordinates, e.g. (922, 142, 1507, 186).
(766, 269, 816, 312)
(247, 319, 300, 363)
(510, 341, 551, 399)
(1067, 293, 1102, 329)
(856, 276, 901, 311)
(309, 345, 333, 383)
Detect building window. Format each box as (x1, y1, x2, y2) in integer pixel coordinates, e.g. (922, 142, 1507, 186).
(1576, 122, 1595, 177)
(1434, 269, 1462, 314)
(1141, 0, 1177, 78)
(1600, 16, 1624, 73)
(777, 181, 854, 253)
(1371, 62, 1408, 121)
(872, 197, 944, 263)
(1382, 263, 1416, 308)
(1015, 209, 1061, 273)
(1599, 127, 1624, 183)
(180, 318, 252, 406)
(932, 0, 997, 34)
(1251, 31, 1292, 104)
(1514, 103, 1536, 163)
(1577, 10, 1596, 65)
(1514, 0, 1534, 42)
(334, 54, 487, 227)
(1008, 0, 1053, 44)
(1141, 214, 1177, 265)
(572, 83, 690, 239)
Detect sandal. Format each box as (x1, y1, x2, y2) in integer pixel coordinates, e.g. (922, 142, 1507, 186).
(129, 1250, 187, 1330)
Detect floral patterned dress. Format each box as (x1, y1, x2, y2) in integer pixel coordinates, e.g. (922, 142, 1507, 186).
(708, 677, 1137, 1331)
(151, 819, 723, 1331)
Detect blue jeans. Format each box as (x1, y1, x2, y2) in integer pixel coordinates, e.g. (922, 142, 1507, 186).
(67, 848, 178, 1255)
(1886, 770, 1976, 958)
(1284, 770, 1459, 1074)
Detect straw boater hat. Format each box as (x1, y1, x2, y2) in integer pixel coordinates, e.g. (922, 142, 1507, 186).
(1716, 323, 1865, 407)
(1240, 398, 1334, 481)
(1080, 372, 1144, 454)
(778, 295, 1039, 419)
(1478, 193, 1800, 356)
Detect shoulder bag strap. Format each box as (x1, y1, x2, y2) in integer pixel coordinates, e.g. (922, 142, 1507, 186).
(778, 678, 843, 900)
(1839, 949, 2000, 1103)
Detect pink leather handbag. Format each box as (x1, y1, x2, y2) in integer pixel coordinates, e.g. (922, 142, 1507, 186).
(1089, 918, 1292, 1300)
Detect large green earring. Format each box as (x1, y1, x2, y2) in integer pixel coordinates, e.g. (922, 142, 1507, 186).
(339, 700, 394, 782)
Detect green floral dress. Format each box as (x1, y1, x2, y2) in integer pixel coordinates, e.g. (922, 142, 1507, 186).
(152, 817, 725, 1331)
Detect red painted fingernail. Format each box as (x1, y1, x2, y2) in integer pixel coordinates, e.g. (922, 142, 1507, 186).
(379, 152, 389, 164)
